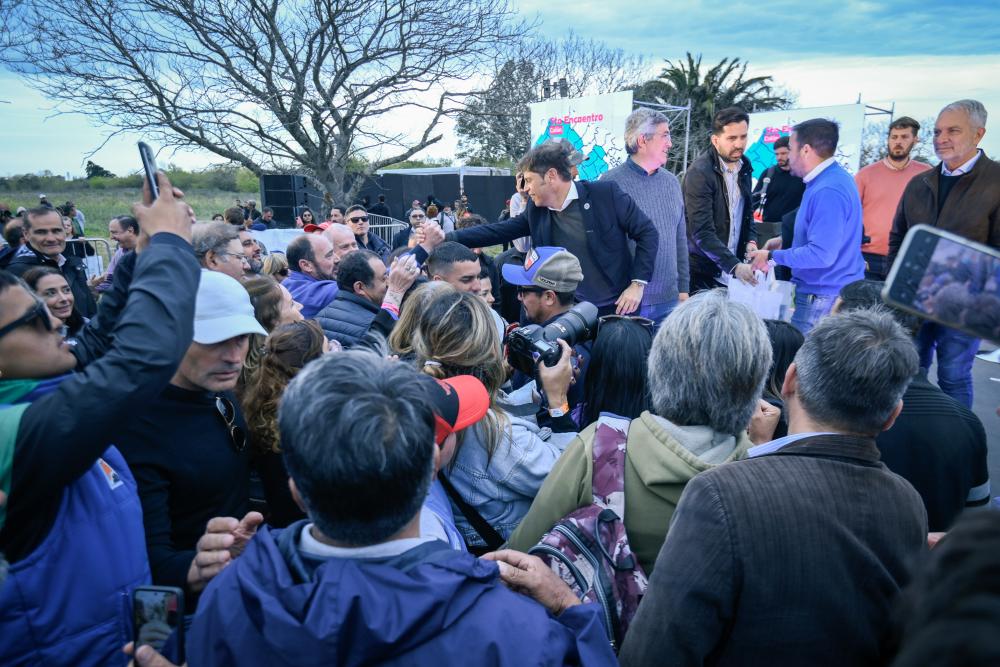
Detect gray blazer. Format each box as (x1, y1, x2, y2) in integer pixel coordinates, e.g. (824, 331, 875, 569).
(619, 434, 927, 667)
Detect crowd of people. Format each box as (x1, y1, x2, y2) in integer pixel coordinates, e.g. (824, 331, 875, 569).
(0, 96, 997, 667)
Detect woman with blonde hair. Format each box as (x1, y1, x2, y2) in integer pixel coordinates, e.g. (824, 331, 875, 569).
(387, 280, 453, 360)
(412, 289, 575, 551)
(262, 252, 290, 283)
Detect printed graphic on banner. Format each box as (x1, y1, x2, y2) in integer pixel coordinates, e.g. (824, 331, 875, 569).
(746, 104, 866, 183)
(529, 91, 634, 181)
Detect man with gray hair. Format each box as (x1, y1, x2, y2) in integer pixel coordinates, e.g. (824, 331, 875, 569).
(889, 99, 999, 407)
(620, 309, 927, 667)
(191, 221, 248, 281)
(507, 290, 775, 576)
(601, 108, 689, 325)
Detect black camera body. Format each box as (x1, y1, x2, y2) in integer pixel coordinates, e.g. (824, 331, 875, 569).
(506, 302, 598, 374)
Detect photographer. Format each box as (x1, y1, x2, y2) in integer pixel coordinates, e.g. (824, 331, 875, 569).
(503, 247, 591, 413)
(412, 289, 577, 552)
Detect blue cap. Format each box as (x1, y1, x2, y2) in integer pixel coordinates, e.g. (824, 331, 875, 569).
(501, 246, 583, 292)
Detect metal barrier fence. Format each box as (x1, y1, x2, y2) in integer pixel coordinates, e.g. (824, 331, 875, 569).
(67, 238, 115, 280)
(367, 215, 408, 245)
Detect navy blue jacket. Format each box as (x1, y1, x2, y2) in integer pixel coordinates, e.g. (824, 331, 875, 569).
(0, 233, 200, 665)
(448, 180, 659, 296)
(314, 290, 381, 348)
(187, 521, 618, 666)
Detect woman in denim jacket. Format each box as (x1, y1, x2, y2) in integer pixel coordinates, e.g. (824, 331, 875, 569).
(412, 288, 576, 549)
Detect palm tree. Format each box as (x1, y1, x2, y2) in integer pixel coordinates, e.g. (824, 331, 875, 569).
(636, 53, 794, 173)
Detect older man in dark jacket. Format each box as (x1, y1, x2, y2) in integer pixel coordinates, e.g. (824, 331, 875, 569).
(620, 309, 927, 667)
(684, 107, 758, 291)
(315, 249, 390, 348)
(6, 207, 97, 317)
(426, 141, 658, 316)
(888, 99, 1000, 408)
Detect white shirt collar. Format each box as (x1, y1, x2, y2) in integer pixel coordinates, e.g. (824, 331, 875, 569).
(548, 180, 579, 212)
(941, 149, 982, 176)
(748, 431, 836, 457)
(718, 155, 740, 174)
(803, 157, 836, 184)
(299, 523, 433, 560)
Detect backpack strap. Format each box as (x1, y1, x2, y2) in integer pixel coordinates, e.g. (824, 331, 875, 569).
(438, 473, 505, 551)
(590, 414, 631, 519)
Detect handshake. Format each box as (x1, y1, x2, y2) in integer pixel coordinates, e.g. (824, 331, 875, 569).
(734, 237, 782, 285)
(413, 219, 446, 249)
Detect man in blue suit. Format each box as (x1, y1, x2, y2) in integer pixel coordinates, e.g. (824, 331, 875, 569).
(422, 141, 659, 316)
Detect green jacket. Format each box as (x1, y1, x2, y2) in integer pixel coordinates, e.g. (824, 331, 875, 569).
(507, 411, 752, 575)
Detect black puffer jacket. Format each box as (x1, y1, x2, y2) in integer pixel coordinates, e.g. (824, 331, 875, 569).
(314, 290, 381, 349)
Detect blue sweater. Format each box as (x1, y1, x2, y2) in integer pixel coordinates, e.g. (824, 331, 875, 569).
(283, 270, 338, 318)
(772, 161, 865, 295)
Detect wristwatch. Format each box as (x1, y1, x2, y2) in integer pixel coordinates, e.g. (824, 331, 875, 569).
(548, 402, 570, 418)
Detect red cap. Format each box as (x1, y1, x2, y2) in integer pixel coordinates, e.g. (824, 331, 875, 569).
(303, 222, 331, 233)
(428, 375, 490, 445)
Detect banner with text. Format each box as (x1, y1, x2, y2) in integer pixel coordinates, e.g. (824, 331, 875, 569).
(529, 91, 634, 181)
(746, 104, 866, 183)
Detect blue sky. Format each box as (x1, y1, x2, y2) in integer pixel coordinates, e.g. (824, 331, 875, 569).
(2, 0, 999, 177)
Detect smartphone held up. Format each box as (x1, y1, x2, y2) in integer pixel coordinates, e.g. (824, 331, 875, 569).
(138, 142, 159, 200)
(883, 225, 1000, 344)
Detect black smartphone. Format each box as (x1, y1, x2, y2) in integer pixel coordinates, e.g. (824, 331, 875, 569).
(132, 585, 184, 663)
(138, 142, 160, 199)
(883, 225, 1000, 344)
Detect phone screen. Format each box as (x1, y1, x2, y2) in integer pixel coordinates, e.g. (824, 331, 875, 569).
(894, 230, 1000, 342)
(133, 586, 183, 660)
(138, 142, 160, 199)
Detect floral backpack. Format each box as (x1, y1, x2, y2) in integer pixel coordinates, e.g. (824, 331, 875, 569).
(528, 414, 648, 650)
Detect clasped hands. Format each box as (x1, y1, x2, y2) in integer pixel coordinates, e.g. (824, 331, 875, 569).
(738, 237, 783, 284)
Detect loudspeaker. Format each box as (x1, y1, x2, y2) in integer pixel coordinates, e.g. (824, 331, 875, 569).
(260, 174, 325, 228)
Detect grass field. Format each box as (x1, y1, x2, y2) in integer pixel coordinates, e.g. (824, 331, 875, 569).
(1, 189, 259, 237)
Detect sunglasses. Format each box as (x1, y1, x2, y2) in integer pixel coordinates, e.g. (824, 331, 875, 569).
(348, 216, 369, 223)
(597, 315, 655, 335)
(411, 214, 426, 220)
(215, 395, 247, 453)
(0, 296, 66, 340)
(516, 286, 546, 295)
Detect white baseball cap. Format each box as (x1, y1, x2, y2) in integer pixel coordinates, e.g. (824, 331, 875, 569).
(193, 269, 267, 344)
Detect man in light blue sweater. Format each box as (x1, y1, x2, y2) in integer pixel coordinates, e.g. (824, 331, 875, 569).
(602, 108, 689, 325)
(751, 118, 865, 334)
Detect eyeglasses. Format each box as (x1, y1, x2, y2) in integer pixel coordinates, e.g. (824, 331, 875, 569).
(216, 252, 250, 265)
(215, 395, 247, 453)
(348, 216, 368, 223)
(597, 315, 655, 335)
(411, 214, 426, 220)
(0, 296, 66, 340)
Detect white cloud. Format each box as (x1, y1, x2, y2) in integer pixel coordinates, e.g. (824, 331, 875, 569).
(747, 55, 1000, 156)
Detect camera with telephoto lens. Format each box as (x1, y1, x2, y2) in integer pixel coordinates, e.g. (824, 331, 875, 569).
(506, 302, 598, 375)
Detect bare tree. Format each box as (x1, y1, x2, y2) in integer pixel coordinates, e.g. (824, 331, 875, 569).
(5, 0, 531, 199)
(456, 32, 648, 166)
